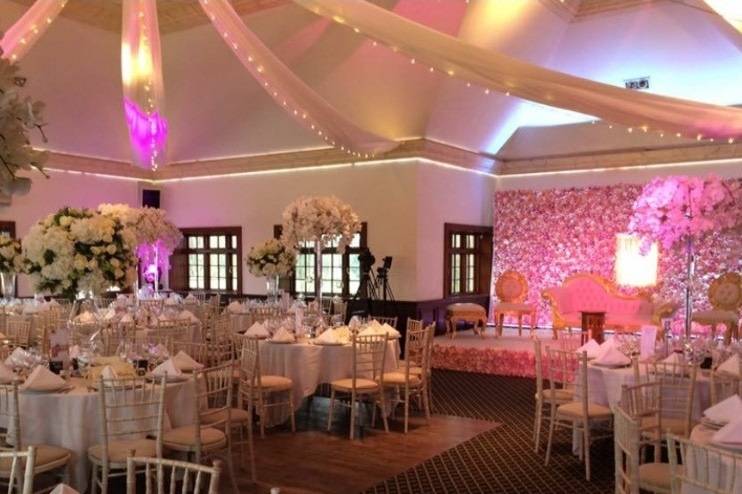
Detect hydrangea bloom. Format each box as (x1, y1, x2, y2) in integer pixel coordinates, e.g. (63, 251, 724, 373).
(281, 196, 361, 251)
(246, 238, 297, 278)
(0, 237, 24, 273)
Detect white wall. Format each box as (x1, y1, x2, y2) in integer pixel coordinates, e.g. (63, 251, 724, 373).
(1, 169, 142, 296)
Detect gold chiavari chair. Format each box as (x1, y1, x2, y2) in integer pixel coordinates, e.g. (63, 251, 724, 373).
(0, 447, 36, 494)
(239, 339, 294, 439)
(4, 316, 31, 348)
(89, 376, 166, 494)
(161, 362, 238, 494)
(381, 323, 430, 433)
(532, 340, 574, 453)
(0, 383, 71, 493)
(125, 457, 222, 494)
(328, 334, 390, 440)
(148, 323, 193, 351)
(544, 348, 613, 481)
(368, 316, 398, 329)
(613, 404, 672, 494)
(69, 321, 103, 347)
(138, 299, 164, 312)
(397, 319, 422, 371)
(668, 434, 742, 494)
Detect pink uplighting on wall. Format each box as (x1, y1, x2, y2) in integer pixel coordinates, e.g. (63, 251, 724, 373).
(492, 181, 742, 327)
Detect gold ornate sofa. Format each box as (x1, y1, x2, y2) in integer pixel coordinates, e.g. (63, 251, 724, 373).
(542, 273, 677, 339)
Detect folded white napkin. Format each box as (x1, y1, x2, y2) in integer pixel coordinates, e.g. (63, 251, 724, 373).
(227, 300, 244, 314)
(21, 366, 66, 392)
(120, 314, 134, 324)
(271, 327, 295, 343)
(662, 352, 685, 366)
(593, 346, 631, 367)
(151, 359, 182, 378)
(718, 354, 741, 376)
(22, 305, 38, 315)
(713, 418, 742, 445)
(705, 395, 742, 424)
(380, 323, 401, 338)
(74, 311, 97, 324)
(4, 347, 30, 368)
(316, 328, 342, 344)
(50, 484, 79, 494)
(576, 339, 601, 359)
(245, 322, 270, 338)
(359, 322, 399, 338)
(0, 362, 15, 384)
(178, 310, 199, 323)
(172, 351, 203, 372)
(185, 293, 197, 301)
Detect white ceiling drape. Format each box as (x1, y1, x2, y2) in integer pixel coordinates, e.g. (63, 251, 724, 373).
(198, 0, 397, 157)
(121, 0, 168, 170)
(294, 0, 742, 140)
(704, 0, 742, 34)
(0, 0, 67, 62)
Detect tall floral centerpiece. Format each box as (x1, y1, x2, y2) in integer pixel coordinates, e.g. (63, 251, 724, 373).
(281, 196, 361, 308)
(98, 204, 183, 295)
(629, 175, 741, 337)
(246, 238, 297, 302)
(22, 207, 138, 301)
(0, 237, 24, 300)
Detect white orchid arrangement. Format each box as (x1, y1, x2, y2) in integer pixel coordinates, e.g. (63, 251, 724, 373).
(246, 238, 297, 278)
(281, 196, 361, 251)
(22, 207, 138, 299)
(0, 46, 48, 196)
(0, 236, 24, 273)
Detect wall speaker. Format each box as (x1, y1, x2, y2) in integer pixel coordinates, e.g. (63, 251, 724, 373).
(142, 189, 160, 209)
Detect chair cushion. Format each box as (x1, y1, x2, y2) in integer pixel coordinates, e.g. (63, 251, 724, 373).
(535, 389, 574, 402)
(692, 310, 738, 324)
(88, 439, 156, 464)
(397, 365, 423, 375)
(258, 375, 293, 390)
(331, 378, 379, 392)
(641, 417, 691, 437)
(162, 426, 226, 451)
(381, 372, 421, 385)
(557, 402, 612, 418)
(493, 302, 534, 313)
(0, 444, 70, 476)
(201, 407, 250, 425)
(639, 462, 674, 490)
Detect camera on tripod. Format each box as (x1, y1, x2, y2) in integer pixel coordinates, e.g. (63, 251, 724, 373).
(353, 249, 394, 303)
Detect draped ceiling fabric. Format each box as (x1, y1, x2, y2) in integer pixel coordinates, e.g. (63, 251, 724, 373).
(198, 0, 397, 157)
(295, 0, 742, 140)
(0, 0, 67, 62)
(704, 0, 742, 33)
(121, 0, 167, 170)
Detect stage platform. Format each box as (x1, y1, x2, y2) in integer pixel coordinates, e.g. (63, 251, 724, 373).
(432, 326, 557, 378)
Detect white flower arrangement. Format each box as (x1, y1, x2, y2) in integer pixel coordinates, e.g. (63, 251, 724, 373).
(246, 238, 297, 278)
(281, 196, 361, 251)
(0, 237, 24, 273)
(22, 207, 138, 299)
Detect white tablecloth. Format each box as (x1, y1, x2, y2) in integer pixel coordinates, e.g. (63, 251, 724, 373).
(4, 378, 198, 492)
(686, 424, 742, 494)
(258, 339, 400, 422)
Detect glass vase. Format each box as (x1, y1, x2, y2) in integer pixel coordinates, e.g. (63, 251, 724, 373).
(314, 243, 323, 312)
(266, 275, 279, 304)
(0, 272, 16, 301)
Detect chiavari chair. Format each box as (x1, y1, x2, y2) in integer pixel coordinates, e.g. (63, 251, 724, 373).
(69, 321, 102, 348)
(239, 338, 294, 439)
(532, 340, 574, 453)
(328, 334, 390, 440)
(620, 381, 664, 462)
(138, 299, 164, 313)
(0, 447, 36, 494)
(640, 360, 699, 438)
(0, 383, 71, 493)
(668, 434, 742, 494)
(381, 323, 430, 433)
(544, 348, 613, 481)
(4, 316, 31, 348)
(368, 316, 398, 329)
(613, 404, 672, 494)
(89, 375, 166, 494)
(162, 362, 239, 494)
(710, 357, 742, 406)
(125, 456, 222, 494)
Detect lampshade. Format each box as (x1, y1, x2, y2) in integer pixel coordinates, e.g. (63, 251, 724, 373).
(615, 233, 658, 287)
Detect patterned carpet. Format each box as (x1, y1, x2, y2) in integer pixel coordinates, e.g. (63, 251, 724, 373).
(364, 370, 614, 494)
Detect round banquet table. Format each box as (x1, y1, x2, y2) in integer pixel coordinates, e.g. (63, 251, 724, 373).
(0, 377, 198, 492)
(257, 338, 400, 424)
(686, 424, 742, 493)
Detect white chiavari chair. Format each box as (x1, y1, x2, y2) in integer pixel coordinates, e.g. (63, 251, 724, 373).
(613, 404, 672, 494)
(668, 434, 742, 494)
(161, 362, 238, 494)
(533, 340, 575, 453)
(125, 456, 222, 494)
(0, 447, 36, 494)
(710, 358, 742, 406)
(620, 381, 664, 462)
(328, 334, 390, 440)
(89, 376, 166, 494)
(0, 383, 71, 493)
(641, 361, 699, 438)
(544, 348, 613, 481)
(368, 316, 398, 329)
(4, 316, 31, 348)
(239, 338, 294, 439)
(381, 323, 430, 433)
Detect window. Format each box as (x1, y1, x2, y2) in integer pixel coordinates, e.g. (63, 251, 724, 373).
(170, 227, 242, 293)
(444, 223, 493, 297)
(274, 223, 367, 299)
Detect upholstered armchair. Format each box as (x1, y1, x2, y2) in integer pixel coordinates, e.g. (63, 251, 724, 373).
(542, 273, 677, 339)
(492, 271, 536, 337)
(692, 273, 741, 343)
